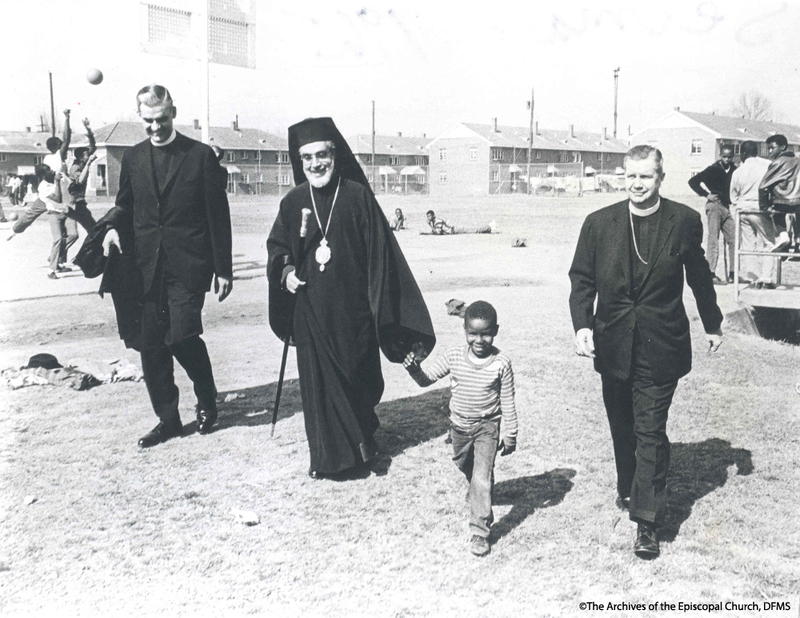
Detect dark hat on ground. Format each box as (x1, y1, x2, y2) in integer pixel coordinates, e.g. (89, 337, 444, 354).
(25, 353, 62, 370)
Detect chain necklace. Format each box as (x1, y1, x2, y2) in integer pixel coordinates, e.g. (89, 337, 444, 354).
(309, 177, 341, 272)
(629, 208, 648, 265)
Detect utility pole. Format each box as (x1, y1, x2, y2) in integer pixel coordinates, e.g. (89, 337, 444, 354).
(527, 88, 534, 195)
(613, 67, 620, 139)
(371, 100, 376, 193)
(49, 72, 56, 137)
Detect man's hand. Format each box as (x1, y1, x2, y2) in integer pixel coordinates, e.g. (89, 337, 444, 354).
(706, 328, 723, 353)
(102, 229, 121, 256)
(214, 275, 232, 302)
(402, 351, 418, 370)
(82, 118, 91, 128)
(707, 193, 722, 203)
(575, 328, 595, 358)
(498, 440, 516, 456)
(285, 269, 306, 294)
(63, 109, 71, 117)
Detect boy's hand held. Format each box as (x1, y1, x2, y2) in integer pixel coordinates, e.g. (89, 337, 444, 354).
(402, 352, 418, 370)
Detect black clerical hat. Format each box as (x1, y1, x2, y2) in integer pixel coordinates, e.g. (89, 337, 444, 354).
(287, 117, 371, 190)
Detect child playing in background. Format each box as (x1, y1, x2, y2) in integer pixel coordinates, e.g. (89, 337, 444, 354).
(404, 300, 517, 557)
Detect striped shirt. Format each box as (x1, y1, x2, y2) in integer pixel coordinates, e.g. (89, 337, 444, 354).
(408, 345, 517, 443)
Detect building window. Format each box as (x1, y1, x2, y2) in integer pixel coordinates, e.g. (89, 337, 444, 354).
(242, 173, 249, 183)
(0, 154, 6, 162)
(227, 151, 236, 162)
(469, 147, 477, 161)
(491, 170, 499, 182)
(597, 152, 603, 161)
(390, 156, 399, 165)
(34, 155, 44, 164)
(255, 151, 262, 161)
(691, 140, 702, 155)
(439, 148, 446, 161)
(438, 171, 447, 184)
(415, 156, 426, 165)
(240, 151, 248, 160)
(416, 175, 425, 184)
(536, 150, 542, 160)
(559, 151, 569, 163)
(491, 149, 503, 162)
(280, 173, 290, 186)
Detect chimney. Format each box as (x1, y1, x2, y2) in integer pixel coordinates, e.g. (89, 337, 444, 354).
(628, 125, 632, 136)
(193, 119, 200, 130)
(25, 127, 31, 132)
(534, 121, 539, 136)
(492, 117, 498, 132)
(397, 131, 402, 137)
(423, 133, 426, 138)
(569, 124, 574, 138)
(603, 127, 608, 140)
(674, 106, 680, 111)
(231, 121, 237, 130)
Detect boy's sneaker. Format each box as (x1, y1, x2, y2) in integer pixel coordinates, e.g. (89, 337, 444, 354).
(469, 535, 490, 557)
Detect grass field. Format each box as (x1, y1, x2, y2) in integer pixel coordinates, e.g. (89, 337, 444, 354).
(0, 193, 798, 617)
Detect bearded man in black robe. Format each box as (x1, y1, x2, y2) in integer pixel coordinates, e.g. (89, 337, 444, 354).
(267, 117, 436, 478)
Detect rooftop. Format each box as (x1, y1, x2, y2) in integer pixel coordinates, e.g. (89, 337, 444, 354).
(346, 134, 429, 156)
(77, 122, 287, 150)
(678, 110, 800, 143)
(433, 122, 629, 153)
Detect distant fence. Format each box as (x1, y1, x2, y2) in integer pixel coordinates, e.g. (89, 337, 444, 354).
(224, 164, 430, 196)
(490, 162, 625, 195)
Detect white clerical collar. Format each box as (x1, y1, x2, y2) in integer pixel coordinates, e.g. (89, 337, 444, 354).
(629, 198, 661, 217)
(150, 130, 177, 147)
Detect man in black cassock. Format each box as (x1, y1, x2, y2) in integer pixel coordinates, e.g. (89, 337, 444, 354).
(267, 118, 436, 478)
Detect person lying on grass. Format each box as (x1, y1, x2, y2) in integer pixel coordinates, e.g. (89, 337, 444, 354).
(425, 209, 492, 235)
(403, 300, 517, 557)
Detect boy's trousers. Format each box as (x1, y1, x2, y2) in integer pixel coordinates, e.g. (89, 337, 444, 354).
(451, 418, 500, 538)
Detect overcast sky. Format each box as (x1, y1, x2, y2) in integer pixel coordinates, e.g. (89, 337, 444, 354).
(5, 0, 799, 140)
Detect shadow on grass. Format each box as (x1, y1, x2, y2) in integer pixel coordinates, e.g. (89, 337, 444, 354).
(213, 379, 304, 431)
(491, 468, 576, 544)
(661, 438, 754, 542)
(213, 382, 453, 477)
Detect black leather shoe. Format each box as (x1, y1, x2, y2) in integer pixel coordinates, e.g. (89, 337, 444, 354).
(196, 403, 218, 435)
(615, 495, 630, 511)
(634, 523, 660, 559)
(138, 420, 183, 448)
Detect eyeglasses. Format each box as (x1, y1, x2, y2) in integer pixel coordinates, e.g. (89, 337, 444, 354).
(300, 150, 334, 163)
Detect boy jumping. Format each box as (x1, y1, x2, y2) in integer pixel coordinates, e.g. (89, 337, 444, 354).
(404, 300, 517, 556)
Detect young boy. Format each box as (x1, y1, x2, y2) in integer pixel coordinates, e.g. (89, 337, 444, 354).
(404, 300, 517, 557)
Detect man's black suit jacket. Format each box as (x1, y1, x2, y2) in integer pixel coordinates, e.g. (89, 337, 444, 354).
(569, 198, 722, 384)
(106, 132, 232, 295)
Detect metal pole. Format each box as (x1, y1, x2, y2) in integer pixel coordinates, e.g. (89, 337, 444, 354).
(372, 100, 376, 193)
(200, 0, 210, 144)
(277, 143, 282, 197)
(527, 88, 534, 195)
(613, 68, 620, 139)
(49, 72, 56, 137)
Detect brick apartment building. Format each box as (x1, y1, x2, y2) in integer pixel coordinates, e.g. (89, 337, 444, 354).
(346, 133, 429, 194)
(427, 120, 628, 197)
(630, 108, 800, 197)
(71, 121, 288, 197)
(0, 130, 51, 190)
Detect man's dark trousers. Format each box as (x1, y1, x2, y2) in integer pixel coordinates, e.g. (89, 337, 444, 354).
(601, 327, 677, 526)
(140, 256, 217, 422)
